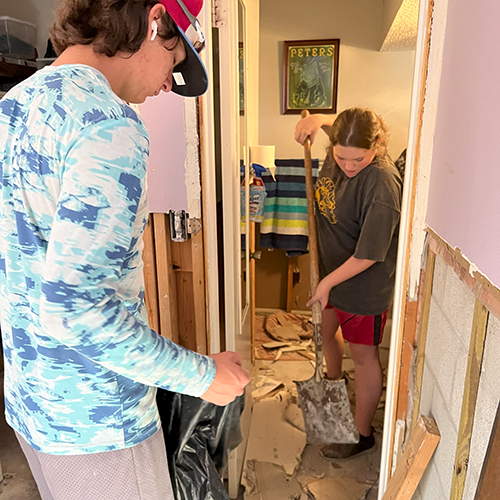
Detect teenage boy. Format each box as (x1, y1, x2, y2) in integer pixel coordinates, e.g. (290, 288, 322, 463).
(0, 1, 249, 498)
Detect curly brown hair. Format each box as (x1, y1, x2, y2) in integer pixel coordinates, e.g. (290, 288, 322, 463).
(330, 108, 389, 157)
(50, 0, 180, 57)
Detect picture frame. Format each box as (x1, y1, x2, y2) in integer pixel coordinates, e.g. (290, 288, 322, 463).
(282, 39, 340, 114)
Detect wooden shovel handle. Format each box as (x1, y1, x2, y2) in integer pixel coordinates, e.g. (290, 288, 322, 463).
(301, 110, 322, 328)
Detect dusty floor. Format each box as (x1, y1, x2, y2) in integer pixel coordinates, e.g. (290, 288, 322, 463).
(0, 372, 42, 500)
(241, 314, 391, 500)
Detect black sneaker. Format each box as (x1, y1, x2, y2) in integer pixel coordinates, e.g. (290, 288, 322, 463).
(320, 429, 375, 461)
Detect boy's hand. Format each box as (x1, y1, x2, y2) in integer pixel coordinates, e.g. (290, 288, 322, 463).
(200, 351, 250, 406)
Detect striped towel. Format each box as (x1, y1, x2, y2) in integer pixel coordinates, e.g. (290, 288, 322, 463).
(260, 159, 319, 256)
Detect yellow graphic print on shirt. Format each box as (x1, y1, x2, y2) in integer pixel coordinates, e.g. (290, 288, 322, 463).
(315, 177, 337, 224)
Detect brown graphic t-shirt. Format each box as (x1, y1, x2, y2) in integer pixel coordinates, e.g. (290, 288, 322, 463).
(315, 154, 403, 315)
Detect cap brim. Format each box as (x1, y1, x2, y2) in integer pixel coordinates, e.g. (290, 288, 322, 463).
(171, 29, 208, 97)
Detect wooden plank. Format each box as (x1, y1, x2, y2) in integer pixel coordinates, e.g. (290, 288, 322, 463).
(176, 269, 196, 350)
(396, 299, 419, 422)
(449, 299, 489, 500)
(142, 215, 160, 334)
(198, 95, 219, 353)
(174, 239, 196, 351)
(153, 213, 179, 343)
(475, 402, 500, 500)
(410, 250, 436, 436)
(382, 415, 440, 500)
(191, 229, 207, 354)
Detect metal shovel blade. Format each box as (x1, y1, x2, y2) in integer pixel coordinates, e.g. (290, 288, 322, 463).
(295, 376, 359, 445)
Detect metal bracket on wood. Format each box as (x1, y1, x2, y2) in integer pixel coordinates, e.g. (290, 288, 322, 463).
(169, 210, 202, 242)
(212, 0, 228, 27)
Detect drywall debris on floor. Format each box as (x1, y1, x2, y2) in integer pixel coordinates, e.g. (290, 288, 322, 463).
(244, 358, 385, 500)
(244, 460, 304, 500)
(305, 476, 371, 500)
(244, 396, 307, 477)
(252, 377, 285, 400)
(284, 391, 306, 432)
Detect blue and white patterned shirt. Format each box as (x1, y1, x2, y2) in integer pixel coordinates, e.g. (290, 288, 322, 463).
(0, 65, 216, 455)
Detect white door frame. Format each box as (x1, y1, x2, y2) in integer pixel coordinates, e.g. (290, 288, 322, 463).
(378, 0, 451, 496)
(199, 2, 221, 355)
(218, 0, 253, 497)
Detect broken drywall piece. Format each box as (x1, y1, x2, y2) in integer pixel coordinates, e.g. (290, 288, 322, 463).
(265, 312, 313, 341)
(244, 397, 307, 476)
(276, 309, 293, 326)
(305, 476, 370, 500)
(263, 341, 291, 350)
(281, 346, 308, 353)
(253, 461, 304, 500)
(273, 325, 303, 341)
(252, 378, 284, 400)
(297, 350, 316, 361)
(243, 459, 259, 499)
(284, 392, 306, 433)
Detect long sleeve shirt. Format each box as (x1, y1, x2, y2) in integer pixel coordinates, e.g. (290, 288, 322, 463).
(0, 64, 216, 455)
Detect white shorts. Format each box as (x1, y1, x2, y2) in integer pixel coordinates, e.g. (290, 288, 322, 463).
(16, 428, 174, 500)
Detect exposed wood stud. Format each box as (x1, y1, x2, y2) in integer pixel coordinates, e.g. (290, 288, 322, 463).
(396, 299, 419, 423)
(410, 249, 436, 436)
(192, 229, 207, 354)
(474, 402, 500, 500)
(142, 215, 160, 335)
(449, 299, 489, 500)
(153, 213, 179, 343)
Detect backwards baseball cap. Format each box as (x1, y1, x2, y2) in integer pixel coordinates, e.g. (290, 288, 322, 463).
(160, 0, 208, 97)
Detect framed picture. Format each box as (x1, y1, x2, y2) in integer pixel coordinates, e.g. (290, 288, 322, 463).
(282, 39, 340, 114)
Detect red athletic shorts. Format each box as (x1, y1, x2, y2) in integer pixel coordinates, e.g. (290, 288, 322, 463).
(325, 305, 388, 346)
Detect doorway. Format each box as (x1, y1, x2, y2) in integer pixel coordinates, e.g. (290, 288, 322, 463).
(228, 0, 421, 499)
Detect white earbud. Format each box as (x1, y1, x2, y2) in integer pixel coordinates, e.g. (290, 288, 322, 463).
(150, 20, 158, 41)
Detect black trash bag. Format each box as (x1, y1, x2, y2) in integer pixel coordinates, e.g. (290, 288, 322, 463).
(157, 388, 245, 500)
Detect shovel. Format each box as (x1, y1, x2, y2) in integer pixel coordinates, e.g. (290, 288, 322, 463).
(294, 110, 359, 445)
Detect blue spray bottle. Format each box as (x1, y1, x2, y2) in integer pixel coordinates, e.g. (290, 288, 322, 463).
(241, 163, 267, 223)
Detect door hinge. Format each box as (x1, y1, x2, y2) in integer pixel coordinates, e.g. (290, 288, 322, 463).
(169, 210, 202, 242)
(212, 0, 228, 27)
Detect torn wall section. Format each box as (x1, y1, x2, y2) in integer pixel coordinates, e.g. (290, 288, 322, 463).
(411, 249, 500, 500)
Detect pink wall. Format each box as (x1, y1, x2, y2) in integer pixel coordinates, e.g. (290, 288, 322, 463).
(139, 92, 188, 213)
(426, 0, 500, 287)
